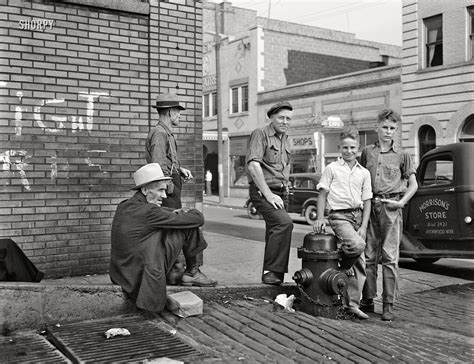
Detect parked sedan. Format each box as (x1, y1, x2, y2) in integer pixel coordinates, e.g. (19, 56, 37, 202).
(245, 173, 321, 225)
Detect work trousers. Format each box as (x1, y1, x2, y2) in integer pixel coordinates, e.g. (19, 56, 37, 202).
(249, 184, 293, 274)
(162, 172, 203, 267)
(328, 211, 366, 308)
(136, 227, 207, 312)
(363, 198, 403, 304)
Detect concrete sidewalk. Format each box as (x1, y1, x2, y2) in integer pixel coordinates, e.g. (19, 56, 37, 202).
(1, 230, 470, 332)
(203, 194, 247, 209)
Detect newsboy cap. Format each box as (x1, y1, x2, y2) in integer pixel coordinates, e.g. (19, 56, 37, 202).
(267, 101, 293, 118)
(153, 93, 185, 110)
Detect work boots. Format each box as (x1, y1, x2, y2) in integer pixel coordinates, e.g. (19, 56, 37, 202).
(181, 265, 217, 287)
(382, 303, 395, 321)
(360, 298, 375, 313)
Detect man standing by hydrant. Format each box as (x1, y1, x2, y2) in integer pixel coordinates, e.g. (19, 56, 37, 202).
(246, 102, 294, 285)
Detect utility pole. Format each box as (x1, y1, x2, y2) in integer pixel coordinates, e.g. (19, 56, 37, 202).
(214, 3, 224, 204)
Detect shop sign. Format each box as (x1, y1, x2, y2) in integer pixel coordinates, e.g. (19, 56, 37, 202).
(321, 115, 344, 128)
(288, 134, 316, 151)
(230, 136, 249, 156)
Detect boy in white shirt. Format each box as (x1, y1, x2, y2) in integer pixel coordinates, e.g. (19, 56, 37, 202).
(314, 129, 372, 319)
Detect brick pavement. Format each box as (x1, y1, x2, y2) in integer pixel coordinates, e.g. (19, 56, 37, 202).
(156, 282, 474, 363)
(2, 282, 473, 362)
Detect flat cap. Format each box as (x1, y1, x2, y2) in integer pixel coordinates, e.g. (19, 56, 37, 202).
(267, 101, 293, 118)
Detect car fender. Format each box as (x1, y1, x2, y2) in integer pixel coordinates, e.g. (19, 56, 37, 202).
(302, 198, 318, 213)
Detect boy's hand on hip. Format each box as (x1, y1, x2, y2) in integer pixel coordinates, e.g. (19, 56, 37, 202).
(381, 198, 404, 210)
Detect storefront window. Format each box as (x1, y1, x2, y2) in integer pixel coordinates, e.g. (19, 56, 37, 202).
(230, 136, 250, 187)
(231, 156, 248, 186)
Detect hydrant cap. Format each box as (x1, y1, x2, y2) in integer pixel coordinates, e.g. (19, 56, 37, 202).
(303, 232, 337, 252)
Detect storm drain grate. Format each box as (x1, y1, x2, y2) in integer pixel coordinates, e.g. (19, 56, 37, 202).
(1, 332, 70, 363)
(46, 314, 205, 363)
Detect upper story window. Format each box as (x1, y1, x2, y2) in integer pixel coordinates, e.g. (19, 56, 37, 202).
(203, 92, 217, 118)
(469, 7, 474, 60)
(425, 15, 443, 68)
(230, 85, 249, 114)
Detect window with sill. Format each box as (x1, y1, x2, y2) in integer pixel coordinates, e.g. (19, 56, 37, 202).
(230, 85, 249, 114)
(425, 14, 443, 68)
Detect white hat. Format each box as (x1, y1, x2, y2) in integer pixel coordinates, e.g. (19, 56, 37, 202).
(132, 163, 172, 190)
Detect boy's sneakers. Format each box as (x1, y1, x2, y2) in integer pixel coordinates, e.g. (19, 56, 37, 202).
(181, 266, 217, 287)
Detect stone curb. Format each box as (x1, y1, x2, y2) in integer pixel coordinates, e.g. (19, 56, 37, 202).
(0, 282, 297, 332)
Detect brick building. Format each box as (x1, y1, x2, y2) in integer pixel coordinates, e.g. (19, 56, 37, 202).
(402, 0, 474, 162)
(202, 1, 401, 198)
(0, 0, 204, 277)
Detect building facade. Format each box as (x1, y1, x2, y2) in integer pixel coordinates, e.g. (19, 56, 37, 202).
(257, 65, 402, 175)
(402, 0, 474, 162)
(0, 0, 204, 277)
(203, 1, 401, 197)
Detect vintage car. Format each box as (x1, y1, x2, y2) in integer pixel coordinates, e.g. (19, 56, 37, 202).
(245, 173, 321, 225)
(401, 142, 474, 263)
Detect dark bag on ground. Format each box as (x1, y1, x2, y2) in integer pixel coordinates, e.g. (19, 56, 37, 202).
(0, 239, 44, 282)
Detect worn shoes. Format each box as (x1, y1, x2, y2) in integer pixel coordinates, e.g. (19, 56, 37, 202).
(382, 303, 395, 321)
(262, 271, 282, 285)
(345, 307, 369, 320)
(360, 298, 375, 313)
(181, 267, 217, 287)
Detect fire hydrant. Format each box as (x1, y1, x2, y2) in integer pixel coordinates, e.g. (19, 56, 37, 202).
(293, 232, 348, 319)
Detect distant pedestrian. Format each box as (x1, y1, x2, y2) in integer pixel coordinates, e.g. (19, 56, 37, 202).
(246, 101, 294, 285)
(205, 170, 212, 196)
(146, 92, 193, 209)
(360, 109, 418, 321)
(313, 129, 372, 319)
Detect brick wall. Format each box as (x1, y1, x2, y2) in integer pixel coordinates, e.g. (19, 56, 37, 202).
(284, 50, 373, 85)
(261, 19, 401, 90)
(0, 0, 203, 277)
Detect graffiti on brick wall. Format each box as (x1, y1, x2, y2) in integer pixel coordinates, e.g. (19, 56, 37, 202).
(0, 150, 32, 190)
(1, 82, 111, 189)
(14, 90, 109, 135)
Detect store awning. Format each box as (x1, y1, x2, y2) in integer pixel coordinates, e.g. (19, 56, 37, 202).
(203, 131, 228, 141)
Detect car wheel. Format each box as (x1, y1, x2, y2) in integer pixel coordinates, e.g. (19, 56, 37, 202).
(247, 201, 262, 220)
(414, 258, 439, 265)
(304, 204, 318, 225)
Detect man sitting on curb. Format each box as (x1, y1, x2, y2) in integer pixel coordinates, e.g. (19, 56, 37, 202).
(110, 163, 217, 313)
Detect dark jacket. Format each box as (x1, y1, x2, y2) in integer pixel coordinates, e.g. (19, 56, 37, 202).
(110, 192, 205, 311)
